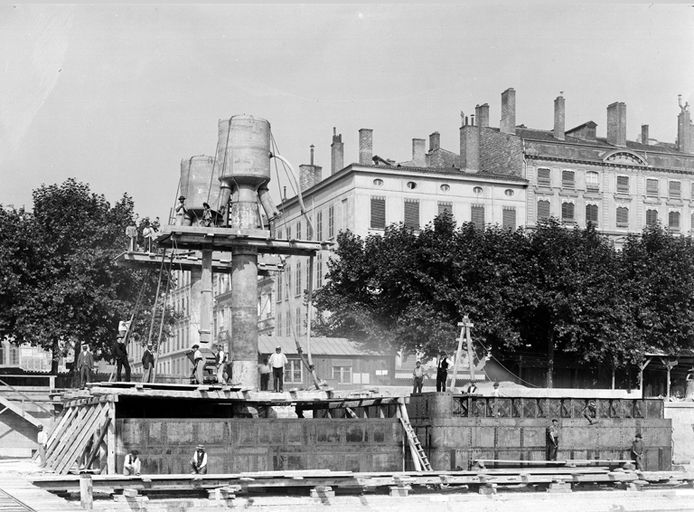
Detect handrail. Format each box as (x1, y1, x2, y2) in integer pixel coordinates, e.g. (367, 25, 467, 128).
(0, 378, 53, 414)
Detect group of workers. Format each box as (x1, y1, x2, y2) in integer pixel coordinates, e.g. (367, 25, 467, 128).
(121, 445, 208, 476)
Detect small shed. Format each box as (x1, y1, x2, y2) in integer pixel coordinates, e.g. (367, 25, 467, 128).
(258, 336, 394, 390)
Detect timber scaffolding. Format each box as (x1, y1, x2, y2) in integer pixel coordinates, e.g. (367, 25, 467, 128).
(40, 382, 431, 475)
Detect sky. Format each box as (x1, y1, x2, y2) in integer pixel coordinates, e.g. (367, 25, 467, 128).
(1, 2, 693, 220)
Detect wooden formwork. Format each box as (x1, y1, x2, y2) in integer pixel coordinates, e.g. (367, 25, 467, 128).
(42, 395, 117, 475)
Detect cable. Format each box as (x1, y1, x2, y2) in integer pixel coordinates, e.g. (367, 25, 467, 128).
(152, 250, 176, 381)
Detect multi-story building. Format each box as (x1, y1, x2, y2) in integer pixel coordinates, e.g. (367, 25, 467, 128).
(467, 88, 694, 235)
(273, 125, 529, 337)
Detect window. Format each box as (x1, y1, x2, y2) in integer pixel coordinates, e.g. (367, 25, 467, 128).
(646, 179, 659, 198)
(502, 207, 516, 230)
(406, 181, 417, 189)
(669, 211, 680, 231)
(440, 184, 450, 192)
(285, 263, 291, 299)
(285, 359, 303, 383)
(296, 221, 302, 241)
(276, 312, 282, 336)
(295, 261, 302, 296)
(669, 181, 681, 199)
(404, 199, 420, 229)
(285, 313, 291, 338)
(370, 197, 386, 229)
(471, 205, 485, 229)
(328, 206, 335, 239)
(373, 178, 383, 186)
(537, 168, 551, 187)
(473, 186, 483, 194)
(332, 366, 352, 384)
(504, 189, 514, 196)
(562, 170, 575, 189)
(342, 199, 348, 229)
(316, 252, 323, 288)
(616, 207, 629, 228)
(561, 202, 575, 223)
(316, 211, 323, 240)
(9, 346, 19, 366)
(438, 201, 452, 216)
(295, 306, 302, 336)
(646, 209, 658, 227)
(586, 171, 600, 191)
(617, 176, 629, 194)
(286, 225, 292, 240)
(276, 272, 283, 302)
(537, 200, 550, 220)
(586, 204, 598, 225)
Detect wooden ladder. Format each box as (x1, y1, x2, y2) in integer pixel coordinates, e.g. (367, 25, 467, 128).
(397, 402, 432, 472)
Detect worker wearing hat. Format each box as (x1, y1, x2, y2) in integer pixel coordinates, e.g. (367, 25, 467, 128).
(267, 346, 288, 393)
(175, 195, 192, 226)
(76, 343, 94, 388)
(631, 432, 645, 470)
(141, 343, 155, 383)
(190, 444, 207, 474)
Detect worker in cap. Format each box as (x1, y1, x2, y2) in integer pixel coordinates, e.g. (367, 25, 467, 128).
(268, 345, 288, 392)
(631, 432, 645, 470)
(175, 195, 191, 226)
(190, 444, 207, 474)
(436, 351, 449, 392)
(76, 343, 94, 388)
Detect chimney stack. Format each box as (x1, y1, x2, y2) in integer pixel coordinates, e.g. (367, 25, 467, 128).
(553, 95, 565, 141)
(330, 127, 344, 175)
(412, 138, 426, 166)
(299, 145, 322, 192)
(475, 104, 490, 128)
(429, 132, 440, 151)
(606, 102, 627, 147)
(641, 124, 649, 145)
(460, 123, 480, 172)
(359, 128, 373, 165)
(677, 99, 693, 154)
(500, 88, 516, 134)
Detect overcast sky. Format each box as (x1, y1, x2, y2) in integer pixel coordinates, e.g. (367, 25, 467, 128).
(1, 2, 693, 220)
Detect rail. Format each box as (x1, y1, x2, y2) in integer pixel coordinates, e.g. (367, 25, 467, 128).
(0, 378, 53, 415)
(451, 396, 664, 419)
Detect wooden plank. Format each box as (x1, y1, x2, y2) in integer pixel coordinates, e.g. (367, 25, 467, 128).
(47, 404, 99, 470)
(56, 404, 109, 474)
(84, 415, 111, 469)
(53, 404, 104, 475)
(45, 406, 83, 468)
(107, 401, 116, 475)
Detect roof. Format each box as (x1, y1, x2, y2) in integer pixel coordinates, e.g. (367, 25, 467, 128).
(258, 336, 389, 357)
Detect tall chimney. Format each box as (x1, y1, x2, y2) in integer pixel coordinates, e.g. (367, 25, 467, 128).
(359, 128, 373, 165)
(606, 102, 627, 146)
(412, 138, 426, 166)
(299, 145, 322, 191)
(330, 127, 344, 174)
(641, 124, 649, 145)
(429, 132, 440, 151)
(553, 95, 565, 141)
(677, 102, 693, 154)
(475, 104, 490, 128)
(460, 124, 479, 172)
(500, 88, 516, 134)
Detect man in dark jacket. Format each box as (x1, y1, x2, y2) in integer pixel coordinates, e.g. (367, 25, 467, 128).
(76, 344, 94, 388)
(631, 433, 645, 470)
(141, 344, 154, 383)
(436, 352, 449, 392)
(114, 335, 131, 382)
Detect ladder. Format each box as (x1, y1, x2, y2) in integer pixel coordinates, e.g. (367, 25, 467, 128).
(398, 402, 432, 471)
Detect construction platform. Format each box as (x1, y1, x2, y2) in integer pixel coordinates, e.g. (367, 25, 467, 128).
(114, 250, 284, 274)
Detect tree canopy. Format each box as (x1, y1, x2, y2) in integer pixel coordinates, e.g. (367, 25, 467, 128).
(0, 178, 175, 373)
(314, 216, 694, 385)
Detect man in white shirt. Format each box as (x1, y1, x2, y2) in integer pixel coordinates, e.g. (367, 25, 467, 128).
(190, 445, 208, 474)
(123, 450, 141, 475)
(37, 425, 47, 467)
(268, 346, 288, 392)
(215, 343, 227, 384)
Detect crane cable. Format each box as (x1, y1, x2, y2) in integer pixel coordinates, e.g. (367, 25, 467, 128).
(151, 250, 176, 381)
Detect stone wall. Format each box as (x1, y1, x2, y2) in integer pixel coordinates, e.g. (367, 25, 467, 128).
(664, 402, 694, 464)
(479, 129, 524, 176)
(117, 417, 403, 474)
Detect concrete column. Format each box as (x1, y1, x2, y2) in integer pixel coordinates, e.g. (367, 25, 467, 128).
(199, 250, 213, 345)
(359, 128, 373, 165)
(230, 245, 258, 389)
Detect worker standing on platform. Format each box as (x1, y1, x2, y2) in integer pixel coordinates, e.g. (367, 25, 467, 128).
(77, 343, 94, 388)
(141, 343, 154, 383)
(37, 425, 47, 467)
(546, 418, 559, 461)
(258, 357, 271, 391)
(268, 346, 288, 392)
(114, 334, 131, 382)
(190, 445, 208, 474)
(412, 361, 425, 394)
(436, 352, 449, 392)
(176, 196, 192, 226)
(191, 344, 205, 384)
(214, 343, 227, 384)
(631, 433, 645, 470)
(202, 202, 213, 227)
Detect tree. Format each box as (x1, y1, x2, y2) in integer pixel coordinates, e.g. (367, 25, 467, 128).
(0, 179, 175, 374)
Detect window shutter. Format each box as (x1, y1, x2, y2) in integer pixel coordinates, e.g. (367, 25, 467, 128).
(537, 200, 550, 219)
(561, 202, 575, 222)
(616, 207, 629, 227)
(669, 211, 680, 230)
(646, 179, 659, 197)
(404, 199, 420, 229)
(617, 176, 629, 194)
(370, 197, 386, 229)
(537, 168, 551, 187)
(669, 181, 681, 199)
(646, 209, 658, 227)
(562, 170, 575, 189)
(438, 201, 452, 216)
(471, 205, 485, 229)
(586, 204, 598, 225)
(502, 207, 516, 230)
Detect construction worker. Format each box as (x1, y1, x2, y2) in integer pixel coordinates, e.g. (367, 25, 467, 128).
(436, 352, 449, 392)
(141, 344, 154, 383)
(546, 418, 559, 461)
(114, 335, 131, 382)
(412, 361, 426, 394)
(123, 450, 141, 475)
(202, 202, 213, 227)
(214, 343, 227, 384)
(37, 425, 47, 467)
(268, 346, 288, 392)
(190, 445, 207, 474)
(176, 196, 192, 226)
(191, 344, 205, 384)
(76, 344, 94, 388)
(631, 433, 645, 470)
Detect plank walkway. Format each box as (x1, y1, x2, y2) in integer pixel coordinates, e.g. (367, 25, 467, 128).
(0, 476, 82, 512)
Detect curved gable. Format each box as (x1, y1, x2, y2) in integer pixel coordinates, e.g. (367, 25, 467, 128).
(602, 150, 647, 166)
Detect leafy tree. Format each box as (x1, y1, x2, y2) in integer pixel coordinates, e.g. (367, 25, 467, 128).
(0, 179, 175, 374)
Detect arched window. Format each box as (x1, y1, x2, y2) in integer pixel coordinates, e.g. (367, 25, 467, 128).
(669, 211, 680, 231)
(646, 209, 658, 227)
(537, 200, 550, 219)
(586, 171, 600, 191)
(586, 204, 598, 225)
(561, 202, 575, 223)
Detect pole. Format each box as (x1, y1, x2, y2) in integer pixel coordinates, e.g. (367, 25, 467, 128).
(465, 318, 475, 383)
(449, 321, 466, 391)
(79, 472, 93, 510)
